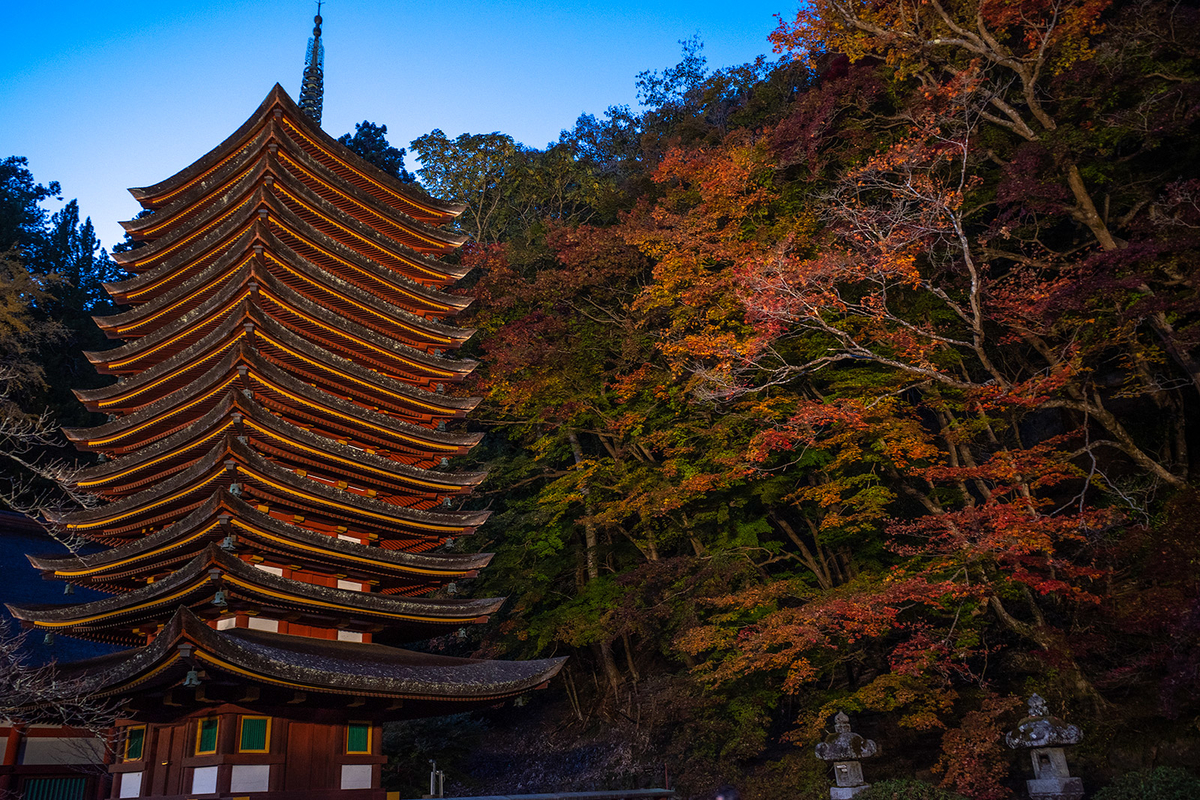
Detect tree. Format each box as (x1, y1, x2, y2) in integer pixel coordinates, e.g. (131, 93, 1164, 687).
(337, 121, 416, 182)
(636, 35, 709, 111)
(0, 156, 59, 251)
(770, 0, 1200, 397)
(29, 201, 124, 431)
(0, 159, 114, 519)
(410, 130, 524, 243)
(0, 620, 119, 732)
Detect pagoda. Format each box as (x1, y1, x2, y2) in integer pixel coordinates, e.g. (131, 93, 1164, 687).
(7, 14, 563, 800)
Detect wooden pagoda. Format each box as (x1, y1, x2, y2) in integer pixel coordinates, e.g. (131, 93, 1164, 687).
(7, 22, 562, 799)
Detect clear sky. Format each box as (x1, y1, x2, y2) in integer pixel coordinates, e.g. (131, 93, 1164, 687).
(2, 1, 792, 249)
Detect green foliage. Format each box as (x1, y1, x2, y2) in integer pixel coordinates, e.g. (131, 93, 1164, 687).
(858, 780, 968, 800)
(410, 130, 523, 243)
(337, 121, 415, 182)
(740, 752, 829, 800)
(0, 156, 59, 250)
(1093, 767, 1200, 800)
(636, 35, 708, 110)
(0, 248, 60, 392)
(381, 714, 488, 795)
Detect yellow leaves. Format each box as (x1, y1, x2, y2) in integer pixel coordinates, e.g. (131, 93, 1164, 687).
(792, 675, 958, 744)
(624, 134, 802, 382)
(0, 249, 65, 394)
(676, 624, 737, 656)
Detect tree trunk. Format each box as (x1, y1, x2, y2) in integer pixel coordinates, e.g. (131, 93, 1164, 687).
(770, 510, 834, 589)
(988, 595, 1107, 712)
(1065, 164, 1119, 251)
(568, 429, 623, 698)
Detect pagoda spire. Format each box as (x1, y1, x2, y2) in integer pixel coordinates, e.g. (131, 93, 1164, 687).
(298, 4, 324, 125)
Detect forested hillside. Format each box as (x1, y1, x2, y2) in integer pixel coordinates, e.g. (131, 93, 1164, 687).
(3, 0, 1200, 797)
(402, 0, 1200, 795)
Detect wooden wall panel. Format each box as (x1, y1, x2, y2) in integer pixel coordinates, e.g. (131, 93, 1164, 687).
(283, 722, 341, 792)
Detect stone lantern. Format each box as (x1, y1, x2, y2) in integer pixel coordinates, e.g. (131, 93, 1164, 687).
(1004, 694, 1084, 800)
(815, 711, 879, 799)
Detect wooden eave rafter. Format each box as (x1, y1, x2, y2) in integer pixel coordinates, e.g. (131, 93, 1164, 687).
(123, 127, 467, 255)
(8, 546, 501, 645)
(66, 352, 481, 463)
(244, 365, 480, 468)
(241, 411, 483, 506)
(76, 397, 484, 499)
(95, 232, 474, 349)
(109, 194, 472, 312)
(75, 400, 239, 495)
(268, 176, 467, 284)
(271, 145, 467, 250)
(29, 494, 491, 592)
(87, 268, 476, 386)
(51, 440, 488, 542)
(118, 165, 467, 287)
(130, 84, 464, 222)
(64, 365, 239, 453)
(76, 315, 478, 422)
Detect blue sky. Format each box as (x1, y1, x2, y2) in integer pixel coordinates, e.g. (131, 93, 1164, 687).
(2, 1, 791, 249)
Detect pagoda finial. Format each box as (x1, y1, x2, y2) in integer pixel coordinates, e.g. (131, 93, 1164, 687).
(298, 3, 325, 126)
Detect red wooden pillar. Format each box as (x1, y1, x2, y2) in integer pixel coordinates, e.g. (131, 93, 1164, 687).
(0, 725, 22, 796)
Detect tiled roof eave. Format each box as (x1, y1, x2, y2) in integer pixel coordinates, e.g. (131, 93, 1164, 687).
(131, 85, 465, 220)
(9, 547, 502, 628)
(29, 493, 493, 578)
(111, 192, 471, 313)
(95, 232, 476, 346)
(64, 350, 483, 454)
(121, 166, 469, 284)
(43, 609, 565, 703)
(51, 439, 489, 533)
(75, 309, 479, 417)
(75, 397, 485, 492)
(88, 266, 477, 378)
(125, 128, 467, 250)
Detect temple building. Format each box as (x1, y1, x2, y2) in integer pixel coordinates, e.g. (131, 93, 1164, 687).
(6, 14, 563, 800)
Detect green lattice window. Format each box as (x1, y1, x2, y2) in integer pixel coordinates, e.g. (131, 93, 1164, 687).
(238, 716, 271, 752)
(23, 777, 87, 800)
(124, 726, 145, 761)
(195, 718, 219, 755)
(346, 722, 371, 754)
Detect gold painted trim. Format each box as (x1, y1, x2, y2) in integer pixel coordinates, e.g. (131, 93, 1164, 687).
(247, 375, 457, 451)
(86, 376, 238, 447)
(52, 522, 222, 578)
(229, 519, 467, 577)
(77, 424, 234, 487)
(64, 471, 225, 531)
(240, 468, 460, 534)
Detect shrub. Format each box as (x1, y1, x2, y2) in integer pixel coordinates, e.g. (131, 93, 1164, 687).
(1093, 767, 1200, 800)
(858, 778, 968, 800)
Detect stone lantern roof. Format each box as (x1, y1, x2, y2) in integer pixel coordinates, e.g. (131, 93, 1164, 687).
(816, 712, 880, 761)
(1004, 694, 1084, 750)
